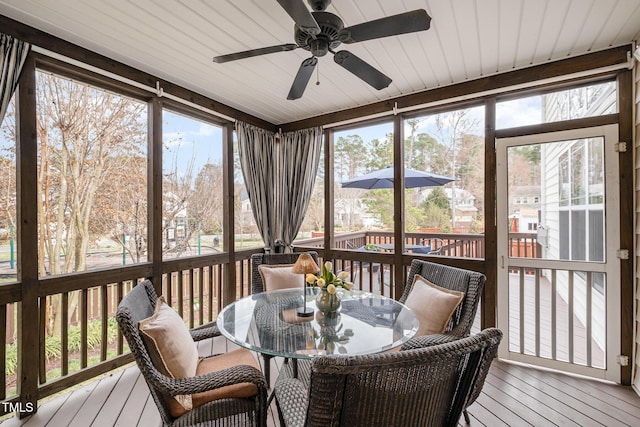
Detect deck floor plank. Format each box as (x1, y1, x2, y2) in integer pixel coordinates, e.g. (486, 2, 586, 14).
(137, 395, 161, 427)
(43, 379, 99, 427)
(1, 384, 76, 427)
(114, 372, 152, 426)
(504, 367, 618, 426)
(59, 369, 125, 426)
(545, 368, 640, 412)
(464, 393, 513, 426)
(487, 362, 582, 426)
(503, 362, 640, 426)
(3, 338, 640, 427)
(471, 380, 539, 426)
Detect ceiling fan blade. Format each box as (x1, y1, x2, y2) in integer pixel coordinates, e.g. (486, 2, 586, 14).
(339, 9, 431, 44)
(333, 50, 391, 90)
(276, 0, 320, 35)
(213, 44, 298, 63)
(288, 57, 318, 100)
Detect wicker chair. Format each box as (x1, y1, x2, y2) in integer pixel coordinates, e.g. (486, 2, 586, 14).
(250, 251, 320, 294)
(399, 259, 486, 338)
(275, 328, 503, 427)
(116, 280, 268, 427)
(402, 331, 499, 424)
(250, 251, 319, 383)
(284, 260, 487, 422)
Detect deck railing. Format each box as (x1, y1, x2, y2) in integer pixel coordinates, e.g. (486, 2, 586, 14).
(0, 231, 504, 417)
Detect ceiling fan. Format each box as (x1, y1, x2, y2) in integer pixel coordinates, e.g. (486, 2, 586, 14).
(213, 0, 432, 100)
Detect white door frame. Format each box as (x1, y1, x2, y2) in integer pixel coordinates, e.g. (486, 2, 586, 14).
(496, 124, 621, 382)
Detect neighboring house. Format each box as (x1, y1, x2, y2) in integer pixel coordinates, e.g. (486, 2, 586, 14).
(162, 192, 189, 246)
(333, 197, 381, 229)
(508, 186, 541, 232)
(445, 187, 479, 226)
(420, 187, 479, 231)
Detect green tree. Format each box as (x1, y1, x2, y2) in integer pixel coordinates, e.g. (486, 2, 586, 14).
(420, 188, 452, 231)
(365, 133, 393, 171)
(335, 134, 366, 180)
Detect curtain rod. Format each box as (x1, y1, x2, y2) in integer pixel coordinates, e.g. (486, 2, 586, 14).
(323, 56, 632, 130)
(32, 46, 236, 123)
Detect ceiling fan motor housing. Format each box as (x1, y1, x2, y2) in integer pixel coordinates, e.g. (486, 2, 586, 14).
(295, 11, 343, 55)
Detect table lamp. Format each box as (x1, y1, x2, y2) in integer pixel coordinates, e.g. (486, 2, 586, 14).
(291, 253, 319, 317)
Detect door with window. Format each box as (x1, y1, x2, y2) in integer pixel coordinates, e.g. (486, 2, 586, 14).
(496, 125, 621, 382)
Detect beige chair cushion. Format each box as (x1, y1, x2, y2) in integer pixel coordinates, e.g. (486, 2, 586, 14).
(258, 264, 303, 291)
(405, 275, 465, 336)
(162, 348, 260, 417)
(139, 297, 198, 415)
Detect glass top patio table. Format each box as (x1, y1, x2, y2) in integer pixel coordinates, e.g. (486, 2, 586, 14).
(217, 288, 419, 359)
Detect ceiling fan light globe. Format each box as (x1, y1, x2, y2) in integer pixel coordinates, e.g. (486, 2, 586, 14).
(307, 0, 331, 11)
(310, 38, 329, 56)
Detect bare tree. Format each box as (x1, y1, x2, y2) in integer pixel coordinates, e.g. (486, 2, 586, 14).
(435, 110, 481, 230)
(35, 73, 146, 334)
(0, 101, 17, 239)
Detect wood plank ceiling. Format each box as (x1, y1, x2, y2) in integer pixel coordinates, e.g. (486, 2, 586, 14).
(1, 0, 639, 125)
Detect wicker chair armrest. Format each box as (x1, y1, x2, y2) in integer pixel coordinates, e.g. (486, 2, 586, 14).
(189, 323, 221, 341)
(400, 333, 459, 350)
(274, 377, 309, 427)
(154, 363, 267, 397)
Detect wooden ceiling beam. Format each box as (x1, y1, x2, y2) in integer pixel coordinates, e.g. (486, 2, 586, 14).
(280, 45, 631, 131)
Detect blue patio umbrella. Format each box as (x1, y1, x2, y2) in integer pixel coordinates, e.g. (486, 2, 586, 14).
(341, 166, 455, 189)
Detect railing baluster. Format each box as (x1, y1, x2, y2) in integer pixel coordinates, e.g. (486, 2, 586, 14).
(39, 297, 46, 384)
(61, 292, 69, 376)
(535, 268, 540, 357)
(519, 267, 525, 355)
(198, 267, 204, 327)
(586, 271, 592, 367)
(188, 269, 194, 329)
(101, 285, 108, 361)
(80, 289, 88, 369)
(551, 270, 557, 360)
(208, 266, 214, 322)
(166, 273, 173, 309)
(0, 304, 6, 400)
(217, 264, 223, 314)
(177, 271, 184, 318)
(568, 271, 574, 364)
(117, 281, 124, 355)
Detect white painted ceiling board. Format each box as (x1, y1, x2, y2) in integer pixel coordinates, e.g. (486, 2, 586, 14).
(0, 0, 638, 125)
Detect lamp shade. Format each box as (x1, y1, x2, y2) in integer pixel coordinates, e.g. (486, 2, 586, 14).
(291, 253, 320, 274)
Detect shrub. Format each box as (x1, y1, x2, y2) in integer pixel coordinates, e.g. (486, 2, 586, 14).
(4, 317, 120, 377)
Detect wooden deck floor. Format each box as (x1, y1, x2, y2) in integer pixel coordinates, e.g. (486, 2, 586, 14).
(1, 334, 639, 427)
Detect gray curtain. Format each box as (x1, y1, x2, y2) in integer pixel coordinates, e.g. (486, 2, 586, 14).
(237, 121, 322, 253)
(0, 33, 30, 122)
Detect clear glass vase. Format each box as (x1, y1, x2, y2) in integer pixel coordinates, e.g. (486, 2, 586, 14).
(315, 288, 341, 313)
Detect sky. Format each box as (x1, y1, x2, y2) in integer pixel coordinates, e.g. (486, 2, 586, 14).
(332, 96, 542, 147)
(162, 110, 224, 180)
(1, 93, 542, 173)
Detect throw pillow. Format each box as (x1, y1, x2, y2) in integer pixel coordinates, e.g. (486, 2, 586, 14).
(405, 275, 465, 336)
(139, 297, 198, 415)
(258, 264, 303, 291)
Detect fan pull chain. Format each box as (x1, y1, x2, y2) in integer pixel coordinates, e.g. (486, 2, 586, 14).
(316, 61, 320, 85)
